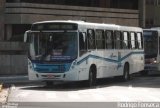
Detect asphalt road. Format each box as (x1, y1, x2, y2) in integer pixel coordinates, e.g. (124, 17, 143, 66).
(5, 74, 160, 108)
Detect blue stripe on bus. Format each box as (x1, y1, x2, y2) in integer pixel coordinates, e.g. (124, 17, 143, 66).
(77, 51, 144, 65)
(33, 63, 72, 73)
(32, 51, 143, 73)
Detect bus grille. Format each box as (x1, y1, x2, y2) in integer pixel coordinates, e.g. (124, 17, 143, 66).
(34, 64, 65, 73)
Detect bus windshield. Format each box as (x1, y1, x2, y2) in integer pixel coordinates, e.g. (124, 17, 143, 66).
(29, 32, 78, 62)
(144, 31, 158, 58)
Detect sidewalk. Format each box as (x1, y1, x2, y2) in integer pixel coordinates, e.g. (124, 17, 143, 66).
(0, 84, 2, 92)
(0, 75, 29, 84)
(0, 75, 43, 87)
(0, 88, 9, 104)
(0, 75, 42, 104)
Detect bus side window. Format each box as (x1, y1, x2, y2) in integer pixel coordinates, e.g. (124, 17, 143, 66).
(87, 29, 96, 50)
(137, 32, 143, 49)
(114, 31, 122, 49)
(123, 32, 129, 49)
(128, 33, 131, 49)
(105, 30, 114, 49)
(79, 32, 87, 56)
(130, 32, 136, 49)
(141, 33, 144, 49)
(95, 30, 105, 49)
(135, 33, 138, 49)
(159, 35, 160, 55)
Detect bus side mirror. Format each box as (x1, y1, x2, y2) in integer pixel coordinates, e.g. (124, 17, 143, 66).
(24, 30, 31, 43)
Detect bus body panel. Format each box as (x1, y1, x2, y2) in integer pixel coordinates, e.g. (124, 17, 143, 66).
(143, 29, 160, 72)
(28, 50, 144, 81)
(25, 20, 144, 82)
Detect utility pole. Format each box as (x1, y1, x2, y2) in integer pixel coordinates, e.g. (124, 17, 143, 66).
(139, 0, 146, 28)
(0, 0, 5, 41)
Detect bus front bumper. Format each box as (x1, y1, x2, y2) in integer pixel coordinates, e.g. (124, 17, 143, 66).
(28, 69, 79, 82)
(144, 63, 160, 71)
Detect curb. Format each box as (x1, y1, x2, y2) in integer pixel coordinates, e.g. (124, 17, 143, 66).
(0, 84, 2, 92)
(0, 75, 42, 86)
(0, 75, 28, 84)
(0, 88, 9, 104)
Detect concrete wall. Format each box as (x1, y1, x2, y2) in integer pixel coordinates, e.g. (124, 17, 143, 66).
(0, 0, 5, 41)
(146, 5, 160, 27)
(154, 6, 160, 26)
(0, 55, 27, 75)
(0, 2, 140, 75)
(145, 0, 160, 27)
(5, 3, 139, 26)
(0, 42, 28, 75)
(139, 0, 145, 28)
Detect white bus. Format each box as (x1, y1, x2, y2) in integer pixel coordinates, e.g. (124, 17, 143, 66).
(24, 20, 144, 86)
(143, 28, 160, 74)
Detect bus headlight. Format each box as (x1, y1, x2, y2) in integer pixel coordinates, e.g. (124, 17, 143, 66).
(33, 64, 37, 68)
(71, 60, 77, 69)
(152, 58, 158, 64)
(73, 60, 77, 65)
(153, 60, 157, 63)
(28, 59, 33, 69)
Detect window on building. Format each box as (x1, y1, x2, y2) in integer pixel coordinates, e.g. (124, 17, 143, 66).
(146, 0, 159, 5)
(146, 0, 151, 5)
(6, 0, 138, 9)
(9, 24, 31, 42)
(110, 0, 138, 10)
(150, 0, 155, 5)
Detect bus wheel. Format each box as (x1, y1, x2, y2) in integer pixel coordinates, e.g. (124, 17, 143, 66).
(122, 63, 130, 81)
(87, 67, 96, 87)
(45, 81, 54, 87)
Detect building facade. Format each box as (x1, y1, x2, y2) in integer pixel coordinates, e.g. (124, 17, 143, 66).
(145, 0, 160, 28)
(4, 0, 141, 42)
(0, 0, 144, 75)
(0, 0, 5, 41)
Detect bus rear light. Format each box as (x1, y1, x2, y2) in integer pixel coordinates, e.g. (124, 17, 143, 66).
(153, 60, 157, 63)
(145, 58, 157, 64)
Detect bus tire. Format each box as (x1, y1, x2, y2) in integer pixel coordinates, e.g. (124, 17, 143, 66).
(87, 66, 97, 87)
(122, 63, 130, 81)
